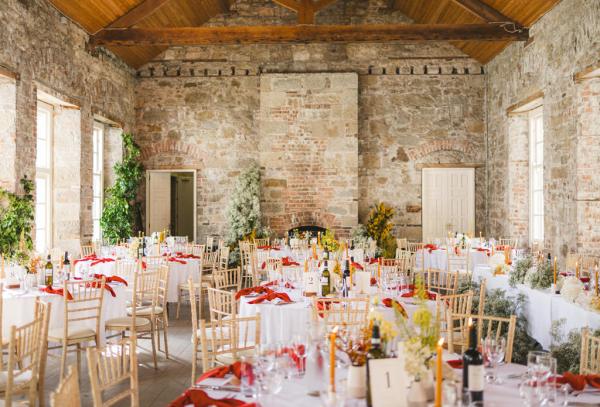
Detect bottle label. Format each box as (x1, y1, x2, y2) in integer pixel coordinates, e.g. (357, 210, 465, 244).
(468, 364, 484, 392)
(320, 277, 329, 284)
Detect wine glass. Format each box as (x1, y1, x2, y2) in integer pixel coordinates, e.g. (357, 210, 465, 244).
(483, 337, 506, 383)
(290, 334, 307, 377)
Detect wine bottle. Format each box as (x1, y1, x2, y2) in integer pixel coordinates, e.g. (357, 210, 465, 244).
(462, 319, 484, 402)
(44, 254, 53, 286)
(321, 260, 331, 296)
(63, 252, 71, 282)
(341, 260, 350, 297)
(366, 324, 385, 407)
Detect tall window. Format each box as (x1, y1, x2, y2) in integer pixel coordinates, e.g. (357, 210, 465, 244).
(92, 123, 104, 241)
(35, 102, 53, 253)
(529, 107, 544, 243)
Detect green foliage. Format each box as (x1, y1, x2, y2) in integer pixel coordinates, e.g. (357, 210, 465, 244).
(510, 255, 532, 287)
(365, 202, 397, 258)
(100, 133, 144, 244)
(459, 279, 542, 364)
(550, 320, 600, 374)
(527, 260, 554, 290)
(0, 177, 34, 259)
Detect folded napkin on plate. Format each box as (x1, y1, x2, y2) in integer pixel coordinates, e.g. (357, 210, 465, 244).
(424, 244, 438, 253)
(167, 257, 187, 264)
(494, 245, 509, 251)
(93, 273, 127, 286)
(40, 285, 73, 300)
(234, 286, 273, 300)
(556, 372, 600, 391)
(401, 290, 437, 300)
(282, 257, 299, 266)
(196, 362, 242, 383)
(382, 298, 408, 318)
(73, 254, 97, 266)
(446, 359, 463, 369)
(262, 281, 278, 287)
(248, 292, 292, 304)
(168, 389, 255, 407)
(174, 253, 201, 260)
(279, 345, 306, 371)
(476, 248, 491, 257)
(257, 245, 280, 251)
(368, 258, 379, 265)
(90, 257, 115, 267)
(352, 262, 364, 271)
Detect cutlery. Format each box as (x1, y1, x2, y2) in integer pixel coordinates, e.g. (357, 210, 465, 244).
(192, 384, 241, 392)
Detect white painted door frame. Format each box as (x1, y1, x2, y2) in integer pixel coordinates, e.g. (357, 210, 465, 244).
(145, 169, 197, 241)
(421, 167, 475, 241)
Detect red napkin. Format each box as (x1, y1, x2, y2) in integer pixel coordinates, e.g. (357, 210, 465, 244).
(556, 372, 600, 391)
(175, 253, 201, 260)
(447, 359, 463, 369)
(40, 285, 74, 300)
(495, 245, 508, 251)
(370, 277, 378, 286)
(235, 286, 273, 300)
(257, 245, 280, 251)
(93, 273, 128, 286)
(248, 292, 292, 304)
(284, 282, 295, 289)
(168, 389, 255, 407)
(282, 257, 299, 266)
(401, 290, 437, 300)
(424, 244, 438, 253)
(141, 261, 147, 270)
(279, 345, 306, 372)
(352, 262, 363, 271)
(86, 280, 116, 297)
(196, 362, 242, 383)
(74, 254, 97, 266)
(90, 258, 115, 267)
(369, 258, 379, 265)
(167, 257, 187, 264)
(316, 299, 339, 318)
(262, 281, 278, 287)
(261, 261, 266, 270)
(581, 277, 591, 283)
(382, 298, 408, 318)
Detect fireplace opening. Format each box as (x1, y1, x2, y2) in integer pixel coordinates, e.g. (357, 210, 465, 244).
(288, 225, 327, 239)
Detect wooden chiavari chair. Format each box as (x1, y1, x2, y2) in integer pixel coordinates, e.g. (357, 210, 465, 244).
(478, 278, 487, 316)
(566, 252, 580, 275)
(199, 315, 261, 371)
(50, 365, 80, 407)
(581, 328, 600, 374)
(395, 250, 414, 274)
(497, 237, 518, 249)
(311, 297, 369, 334)
(155, 265, 170, 358)
(144, 255, 167, 270)
(107, 267, 158, 369)
(114, 260, 138, 284)
(396, 238, 408, 251)
(407, 242, 425, 273)
(2, 299, 50, 407)
(425, 269, 459, 296)
(240, 243, 260, 288)
(253, 238, 270, 247)
(265, 258, 282, 281)
(438, 291, 473, 349)
(87, 337, 139, 407)
(48, 278, 105, 379)
(580, 255, 599, 280)
(206, 236, 214, 252)
(80, 243, 95, 258)
(213, 267, 242, 292)
(190, 244, 206, 257)
(176, 253, 204, 319)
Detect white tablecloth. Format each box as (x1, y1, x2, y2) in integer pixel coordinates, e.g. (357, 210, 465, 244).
(75, 257, 201, 303)
(473, 265, 600, 349)
(2, 284, 128, 345)
(415, 248, 496, 271)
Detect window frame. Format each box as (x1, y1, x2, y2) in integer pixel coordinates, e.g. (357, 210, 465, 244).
(92, 122, 104, 241)
(35, 101, 54, 253)
(529, 106, 544, 244)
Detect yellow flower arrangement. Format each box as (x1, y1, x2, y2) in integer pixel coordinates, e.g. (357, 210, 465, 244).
(321, 229, 340, 253)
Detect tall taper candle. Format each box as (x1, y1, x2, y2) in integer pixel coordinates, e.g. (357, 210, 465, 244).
(553, 256, 557, 285)
(329, 326, 339, 393)
(435, 337, 444, 407)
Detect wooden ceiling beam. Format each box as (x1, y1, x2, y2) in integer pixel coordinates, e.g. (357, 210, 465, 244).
(90, 23, 529, 47)
(450, 0, 521, 25)
(104, 0, 173, 31)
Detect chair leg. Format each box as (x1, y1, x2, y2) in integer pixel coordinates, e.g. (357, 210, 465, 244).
(76, 343, 82, 377)
(191, 340, 197, 386)
(176, 289, 182, 319)
(162, 316, 169, 359)
(60, 342, 68, 379)
(150, 326, 158, 370)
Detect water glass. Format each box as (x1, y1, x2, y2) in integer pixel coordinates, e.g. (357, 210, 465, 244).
(483, 336, 506, 383)
(240, 356, 257, 398)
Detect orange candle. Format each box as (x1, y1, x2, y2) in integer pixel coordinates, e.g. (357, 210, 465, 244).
(345, 243, 349, 258)
(304, 260, 308, 273)
(435, 337, 444, 407)
(377, 257, 382, 279)
(553, 256, 557, 285)
(329, 326, 338, 393)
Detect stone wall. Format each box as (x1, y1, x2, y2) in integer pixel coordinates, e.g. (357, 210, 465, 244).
(0, 75, 16, 191)
(486, 0, 600, 256)
(259, 73, 358, 237)
(0, 0, 135, 251)
(135, 0, 487, 241)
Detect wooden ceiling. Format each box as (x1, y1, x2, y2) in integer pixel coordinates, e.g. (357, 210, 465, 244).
(48, 0, 560, 68)
(394, 0, 561, 63)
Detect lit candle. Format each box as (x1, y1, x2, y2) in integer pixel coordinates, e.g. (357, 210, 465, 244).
(377, 257, 382, 279)
(553, 256, 557, 285)
(595, 265, 599, 296)
(435, 337, 444, 407)
(329, 326, 339, 393)
(304, 260, 308, 273)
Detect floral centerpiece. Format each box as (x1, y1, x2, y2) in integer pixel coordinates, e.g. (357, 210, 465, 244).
(455, 232, 470, 250)
(321, 229, 340, 253)
(368, 297, 400, 352)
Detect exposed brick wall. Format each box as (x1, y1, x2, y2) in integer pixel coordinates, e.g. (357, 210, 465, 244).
(486, 0, 600, 257)
(0, 0, 135, 252)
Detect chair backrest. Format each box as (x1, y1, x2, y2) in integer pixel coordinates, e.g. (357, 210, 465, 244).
(425, 269, 459, 295)
(199, 315, 261, 371)
(114, 260, 138, 284)
(80, 244, 95, 258)
(407, 242, 424, 253)
(190, 244, 206, 257)
(206, 287, 237, 322)
(478, 278, 487, 316)
(254, 238, 269, 247)
(439, 290, 473, 316)
(5, 299, 50, 406)
(134, 269, 160, 315)
(215, 246, 230, 270)
(312, 297, 369, 334)
(396, 238, 408, 251)
(144, 256, 167, 269)
(51, 365, 81, 407)
(63, 278, 106, 340)
(447, 251, 470, 274)
(87, 337, 139, 407)
(565, 252, 580, 274)
(50, 247, 63, 263)
(580, 255, 599, 278)
(206, 236, 214, 251)
(156, 265, 169, 310)
(213, 267, 242, 291)
(498, 238, 518, 249)
(580, 327, 600, 374)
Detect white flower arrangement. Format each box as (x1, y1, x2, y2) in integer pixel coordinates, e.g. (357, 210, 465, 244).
(561, 276, 584, 303)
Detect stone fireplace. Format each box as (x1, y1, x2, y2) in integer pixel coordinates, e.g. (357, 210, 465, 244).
(259, 73, 359, 237)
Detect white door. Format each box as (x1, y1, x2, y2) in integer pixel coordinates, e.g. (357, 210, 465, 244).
(422, 168, 475, 241)
(146, 171, 171, 234)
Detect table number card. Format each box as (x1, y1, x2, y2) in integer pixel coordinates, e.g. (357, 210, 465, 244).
(355, 271, 371, 293)
(367, 358, 408, 407)
(303, 272, 319, 296)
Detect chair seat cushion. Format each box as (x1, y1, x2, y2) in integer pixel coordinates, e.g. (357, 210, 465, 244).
(126, 306, 163, 316)
(105, 316, 151, 330)
(48, 327, 96, 342)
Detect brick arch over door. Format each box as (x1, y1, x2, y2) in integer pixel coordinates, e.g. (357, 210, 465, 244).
(405, 140, 479, 161)
(140, 140, 203, 166)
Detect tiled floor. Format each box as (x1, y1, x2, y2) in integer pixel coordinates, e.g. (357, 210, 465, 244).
(40, 304, 196, 406)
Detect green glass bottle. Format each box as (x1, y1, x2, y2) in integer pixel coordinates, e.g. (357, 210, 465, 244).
(44, 254, 53, 286)
(321, 260, 331, 296)
(366, 324, 385, 407)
